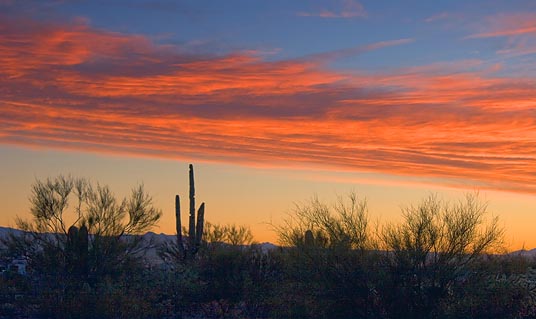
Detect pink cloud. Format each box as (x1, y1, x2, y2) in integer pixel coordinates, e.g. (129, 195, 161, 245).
(425, 12, 450, 23)
(298, 0, 367, 19)
(466, 13, 536, 38)
(304, 38, 414, 63)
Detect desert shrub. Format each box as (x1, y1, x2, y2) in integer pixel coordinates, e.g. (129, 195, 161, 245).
(273, 193, 384, 319)
(2, 175, 162, 318)
(380, 193, 504, 319)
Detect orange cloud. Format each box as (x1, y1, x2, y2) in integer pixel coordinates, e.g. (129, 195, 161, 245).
(1, 14, 536, 195)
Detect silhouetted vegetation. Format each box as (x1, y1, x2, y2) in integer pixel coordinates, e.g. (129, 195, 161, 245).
(2, 170, 536, 318)
(1, 175, 162, 318)
(161, 164, 205, 263)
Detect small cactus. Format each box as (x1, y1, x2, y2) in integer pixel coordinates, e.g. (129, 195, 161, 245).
(66, 225, 89, 280)
(304, 230, 315, 247)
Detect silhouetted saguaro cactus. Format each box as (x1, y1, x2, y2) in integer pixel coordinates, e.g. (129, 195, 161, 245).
(189, 165, 196, 242)
(175, 164, 205, 259)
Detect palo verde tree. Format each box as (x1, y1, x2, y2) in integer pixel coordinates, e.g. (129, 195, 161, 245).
(2, 175, 162, 318)
(4, 175, 162, 281)
(203, 222, 254, 246)
(274, 192, 382, 319)
(380, 193, 504, 319)
(276, 192, 373, 251)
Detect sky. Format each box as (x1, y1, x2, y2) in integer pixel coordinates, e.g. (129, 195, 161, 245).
(1, 0, 536, 249)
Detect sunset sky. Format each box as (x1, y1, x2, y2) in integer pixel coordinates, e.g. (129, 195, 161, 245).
(1, 0, 536, 249)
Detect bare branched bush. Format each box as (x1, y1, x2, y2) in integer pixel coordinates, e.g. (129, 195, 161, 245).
(275, 192, 373, 250)
(381, 193, 505, 318)
(203, 222, 227, 244)
(272, 193, 383, 318)
(382, 193, 503, 270)
(5, 175, 162, 275)
(203, 222, 254, 246)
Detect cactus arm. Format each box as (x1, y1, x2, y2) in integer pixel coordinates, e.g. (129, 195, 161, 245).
(175, 195, 184, 256)
(195, 202, 205, 249)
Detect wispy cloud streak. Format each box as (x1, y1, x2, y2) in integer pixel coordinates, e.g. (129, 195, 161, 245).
(298, 0, 367, 19)
(466, 13, 536, 38)
(2, 14, 536, 194)
(303, 39, 414, 64)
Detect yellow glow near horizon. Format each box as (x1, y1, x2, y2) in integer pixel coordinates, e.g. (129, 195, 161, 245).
(2, 145, 535, 251)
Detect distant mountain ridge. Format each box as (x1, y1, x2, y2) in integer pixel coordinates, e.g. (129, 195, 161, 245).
(509, 248, 536, 258)
(0, 226, 23, 239)
(4, 226, 529, 257)
(0, 226, 278, 263)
